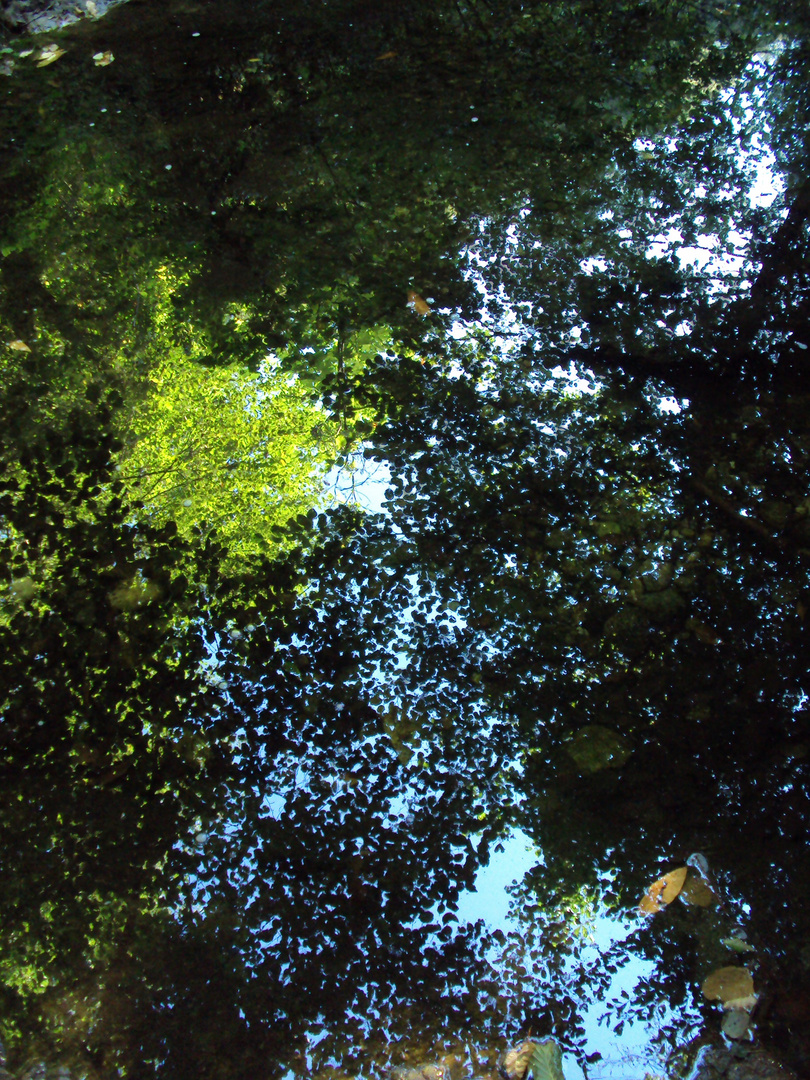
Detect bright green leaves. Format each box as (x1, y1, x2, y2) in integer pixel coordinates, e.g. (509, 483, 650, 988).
(115, 352, 339, 564)
(529, 1042, 566, 1080)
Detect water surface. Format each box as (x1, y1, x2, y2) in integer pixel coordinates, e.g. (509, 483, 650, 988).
(1, 3, 810, 1078)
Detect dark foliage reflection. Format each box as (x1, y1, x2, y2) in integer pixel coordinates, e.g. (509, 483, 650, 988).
(1, 2, 810, 1079)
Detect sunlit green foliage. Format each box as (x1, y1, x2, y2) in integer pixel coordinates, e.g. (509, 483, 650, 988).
(115, 350, 338, 561)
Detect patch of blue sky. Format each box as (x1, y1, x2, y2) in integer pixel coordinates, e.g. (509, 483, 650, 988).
(455, 839, 702, 1080)
(323, 448, 392, 513)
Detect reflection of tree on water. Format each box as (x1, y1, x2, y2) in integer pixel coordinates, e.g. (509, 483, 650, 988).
(1, 0, 810, 1077)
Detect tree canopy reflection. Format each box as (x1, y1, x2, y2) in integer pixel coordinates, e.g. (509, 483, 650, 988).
(1, 1, 810, 1078)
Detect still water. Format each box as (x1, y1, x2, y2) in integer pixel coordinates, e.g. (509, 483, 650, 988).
(1, 2, 810, 1078)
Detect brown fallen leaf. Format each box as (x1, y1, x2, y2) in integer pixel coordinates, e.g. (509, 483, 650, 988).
(407, 289, 431, 315)
(7, 340, 31, 351)
(679, 868, 716, 907)
(376, 50, 398, 60)
(639, 866, 688, 914)
(702, 966, 754, 1004)
(498, 1040, 536, 1080)
(691, 620, 721, 644)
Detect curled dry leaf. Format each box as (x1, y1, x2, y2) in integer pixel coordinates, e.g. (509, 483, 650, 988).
(639, 866, 687, 914)
(407, 290, 431, 315)
(702, 966, 755, 1005)
(498, 1039, 535, 1080)
(93, 51, 114, 66)
(686, 852, 711, 878)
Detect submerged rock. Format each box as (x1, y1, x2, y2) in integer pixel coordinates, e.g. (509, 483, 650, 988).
(0, 0, 127, 34)
(685, 1045, 798, 1080)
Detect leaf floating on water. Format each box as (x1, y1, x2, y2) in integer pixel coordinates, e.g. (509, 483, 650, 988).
(702, 966, 755, 1005)
(499, 1040, 535, 1080)
(721, 1008, 752, 1040)
(721, 937, 755, 953)
(36, 45, 66, 67)
(565, 724, 632, 772)
(639, 866, 687, 914)
(389, 1065, 448, 1080)
(529, 1039, 566, 1080)
(679, 868, 716, 907)
(7, 339, 31, 351)
(93, 51, 115, 66)
(407, 289, 431, 315)
(376, 50, 398, 60)
(691, 620, 721, 644)
(9, 577, 36, 604)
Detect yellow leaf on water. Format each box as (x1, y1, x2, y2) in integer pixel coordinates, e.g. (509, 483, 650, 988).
(702, 966, 754, 1004)
(639, 866, 687, 914)
(7, 340, 31, 351)
(36, 46, 66, 67)
(499, 1040, 536, 1080)
(721, 937, 755, 953)
(407, 290, 431, 315)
